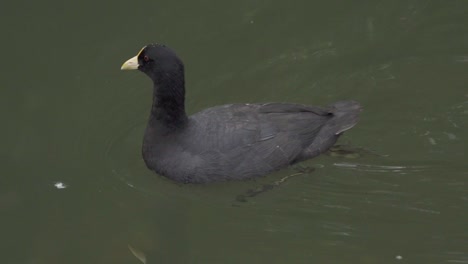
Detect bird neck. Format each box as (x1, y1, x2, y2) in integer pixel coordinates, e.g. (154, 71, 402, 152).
(149, 72, 188, 131)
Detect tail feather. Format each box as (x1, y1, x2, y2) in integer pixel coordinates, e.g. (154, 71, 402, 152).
(298, 100, 361, 161)
(328, 100, 362, 135)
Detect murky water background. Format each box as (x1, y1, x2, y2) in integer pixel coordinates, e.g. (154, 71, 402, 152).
(1, 1, 467, 263)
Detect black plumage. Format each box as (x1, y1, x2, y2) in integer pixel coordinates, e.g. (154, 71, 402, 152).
(121, 44, 361, 183)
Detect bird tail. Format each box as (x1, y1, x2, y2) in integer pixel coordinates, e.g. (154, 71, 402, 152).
(328, 100, 362, 135)
(298, 100, 362, 161)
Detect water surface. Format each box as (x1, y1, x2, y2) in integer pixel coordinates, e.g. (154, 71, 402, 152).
(1, 0, 467, 263)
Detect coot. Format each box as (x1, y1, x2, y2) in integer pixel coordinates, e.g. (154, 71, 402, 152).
(121, 44, 361, 183)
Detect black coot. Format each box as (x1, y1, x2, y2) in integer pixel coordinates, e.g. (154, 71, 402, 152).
(121, 44, 361, 183)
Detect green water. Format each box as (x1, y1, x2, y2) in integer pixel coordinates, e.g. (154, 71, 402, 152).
(1, 1, 467, 263)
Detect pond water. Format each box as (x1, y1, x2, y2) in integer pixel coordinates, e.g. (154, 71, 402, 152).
(1, 0, 467, 263)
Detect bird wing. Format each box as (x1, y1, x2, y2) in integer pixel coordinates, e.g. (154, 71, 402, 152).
(187, 103, 332, 178)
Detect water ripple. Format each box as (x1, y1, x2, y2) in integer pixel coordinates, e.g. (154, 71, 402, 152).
(333, 162, 427, 174)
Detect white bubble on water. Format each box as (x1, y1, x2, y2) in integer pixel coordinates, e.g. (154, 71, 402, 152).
(54, 182, 67, 189)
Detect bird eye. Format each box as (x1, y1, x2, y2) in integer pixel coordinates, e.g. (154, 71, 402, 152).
(143, 55, 149, 62)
